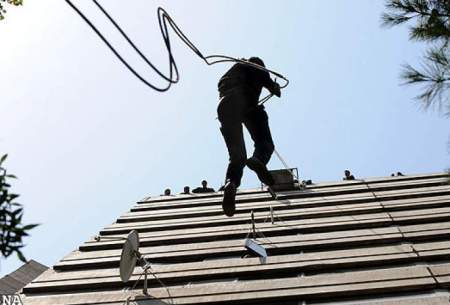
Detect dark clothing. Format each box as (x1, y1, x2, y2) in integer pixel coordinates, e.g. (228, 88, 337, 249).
(218, 89, 274, 187)
(192, 187, 215, 193)
(218, 62, 279, 187)
(218, 63, 274, 108)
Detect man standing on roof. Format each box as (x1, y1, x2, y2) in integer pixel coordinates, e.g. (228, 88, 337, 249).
(217, 57, 281, 217)
(192, 180, 215, 193)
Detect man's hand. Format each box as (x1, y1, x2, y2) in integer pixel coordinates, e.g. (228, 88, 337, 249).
(271, 81, 281, 97)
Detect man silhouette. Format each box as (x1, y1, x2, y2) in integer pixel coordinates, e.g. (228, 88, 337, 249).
(217, 57, 281, 217)
(181, 186, 190, 194)
(192, 180, 215, 193)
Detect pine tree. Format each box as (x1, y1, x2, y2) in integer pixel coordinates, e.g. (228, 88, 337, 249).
(382, 0, 450, 115)
(0, 0, 23, 20)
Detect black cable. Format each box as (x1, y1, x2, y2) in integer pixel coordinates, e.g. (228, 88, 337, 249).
(65, 0, 289, 102)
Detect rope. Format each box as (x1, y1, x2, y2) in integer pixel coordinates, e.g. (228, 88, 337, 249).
(65, 0, 289, 104)
(273, 147, 299, 181)
(273, 148, 290, 170)
(248, 211, 279, 249)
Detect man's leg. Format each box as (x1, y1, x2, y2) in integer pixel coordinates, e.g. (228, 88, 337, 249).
(244, 106, 275, 185)
(219, 123, 247, 188)
(218, 95, 247, 216)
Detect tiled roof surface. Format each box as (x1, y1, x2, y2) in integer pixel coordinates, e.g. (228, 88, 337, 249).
(22, 172, 450, 305)
(0, 260, 47, 294)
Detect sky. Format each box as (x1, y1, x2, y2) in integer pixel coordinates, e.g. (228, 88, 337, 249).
(0, 0, 448, 276)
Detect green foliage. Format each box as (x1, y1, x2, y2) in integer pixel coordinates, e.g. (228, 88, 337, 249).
(382, 0, 450, 114)
(401, 45, 450, 112)
(0, 154, 38, 262)
(0, 0, 23, 21)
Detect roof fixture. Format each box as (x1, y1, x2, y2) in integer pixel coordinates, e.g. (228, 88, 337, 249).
(268, 167, 301, 191)
(244, 211, 269, 260)
(119, 230, 172, 303)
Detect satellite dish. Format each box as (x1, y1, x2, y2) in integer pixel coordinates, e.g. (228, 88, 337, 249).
(117, 230, 172, 301)
(120, 230, 140, 283)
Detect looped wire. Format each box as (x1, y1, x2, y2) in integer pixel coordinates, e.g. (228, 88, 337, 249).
(65, 0, 289, 105)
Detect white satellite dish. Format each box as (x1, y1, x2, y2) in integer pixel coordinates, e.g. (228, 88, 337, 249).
(119, 230, 172, 301)
(120, 230, 140, 283)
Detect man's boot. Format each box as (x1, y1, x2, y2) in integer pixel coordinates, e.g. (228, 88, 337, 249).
(222, 180, 237, 217)
(246, 156, 275, 186)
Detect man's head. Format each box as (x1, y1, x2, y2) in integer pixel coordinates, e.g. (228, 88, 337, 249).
(183, 186, 190, 194)
(201, 180, 208, 188)
(344, 170, 351, 177)
(164, 188, 171, 196)
(248, 57, 265, 67)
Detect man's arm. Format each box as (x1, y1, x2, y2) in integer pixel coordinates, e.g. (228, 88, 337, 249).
(254, 68, 281, 97)
(267, 80, 281, 97)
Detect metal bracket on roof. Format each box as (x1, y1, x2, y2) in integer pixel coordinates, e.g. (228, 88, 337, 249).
(267, 204, 284, 225)
(244, 211, 268, 259)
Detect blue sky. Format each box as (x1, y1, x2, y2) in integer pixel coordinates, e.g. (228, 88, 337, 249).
(0, 0, 448, 275)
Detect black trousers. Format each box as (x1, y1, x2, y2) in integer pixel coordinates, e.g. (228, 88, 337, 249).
(218, 89, 274, 187)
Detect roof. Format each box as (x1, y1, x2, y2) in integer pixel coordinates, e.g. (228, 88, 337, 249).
(22, 172, 450, 305)
(0, 260, 48, 294)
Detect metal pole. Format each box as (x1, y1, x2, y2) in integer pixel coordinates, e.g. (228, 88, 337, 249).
(143, 268, 148, 295)
(251, 211, 256, 239)
(270, 205, 274, 224)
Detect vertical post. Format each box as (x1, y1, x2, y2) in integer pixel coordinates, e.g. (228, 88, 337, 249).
(143, 268, 148, 295)
(270, 205, 274, 224)
(251, 210, 256, 239)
